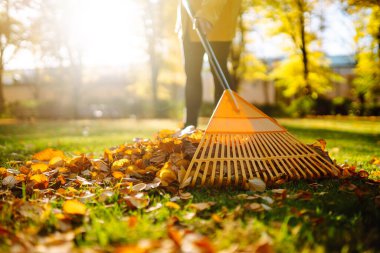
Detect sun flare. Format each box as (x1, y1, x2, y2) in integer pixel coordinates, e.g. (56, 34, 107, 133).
(69, 0, 147, 67)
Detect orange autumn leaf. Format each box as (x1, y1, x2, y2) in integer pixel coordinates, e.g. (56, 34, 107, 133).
(0, 167, 7, 178)
(15, 174, 26, 182)
(63, 199, 86, 215)
(128, 216, 138, 228)
(32, 148, 65, 161)
(112, 171, 124, 179)
(31, 163, 49, 172)
(56, 174, 66, 185)
(211, 214, 222, 223)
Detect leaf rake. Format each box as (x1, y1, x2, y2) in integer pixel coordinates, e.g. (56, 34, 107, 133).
(180, 0, 340, 188)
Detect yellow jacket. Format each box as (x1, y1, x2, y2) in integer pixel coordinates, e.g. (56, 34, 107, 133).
(177, 0, 242, 41)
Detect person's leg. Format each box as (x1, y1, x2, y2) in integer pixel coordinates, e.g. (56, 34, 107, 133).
(209, 41, 235, 104)
(183, 36, 205, 127)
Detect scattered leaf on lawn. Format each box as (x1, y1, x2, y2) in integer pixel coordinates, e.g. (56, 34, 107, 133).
(192, 236, 216, 253)
(63, 199, 86, 215)
(290, 190, 313, 201)
(248, 178, 266, 192)
(247, 203, 263, 212)
(188, 202, 215, 211)
(261, 196, 274, 205)
(112, 171, 124, 179)
(128, 216, 138, 228)
(272, 189, 287, 200)
(145, 203, 163, 212)
(132, 183, 147, 192)
(179, 191, 193, 200)
(183, 212, 196, 220)
(98, 190, 115, 202)
(2, 175, 17, 188)
(261, 203, 272, 211)
(166, 202, 181, 210)
(211, 214, 222, 223)
(127, 195, 150, 209)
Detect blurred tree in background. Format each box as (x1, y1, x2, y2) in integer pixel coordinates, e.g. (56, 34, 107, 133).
(0, 0, 33, 114)
(342, 0, 380, 115)
(263, 0, 341, 99)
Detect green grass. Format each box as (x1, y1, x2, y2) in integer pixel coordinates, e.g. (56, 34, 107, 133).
(0, 118, 379, 252)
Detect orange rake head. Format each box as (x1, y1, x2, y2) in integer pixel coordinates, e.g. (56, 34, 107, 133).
(180, 90, 340, 188)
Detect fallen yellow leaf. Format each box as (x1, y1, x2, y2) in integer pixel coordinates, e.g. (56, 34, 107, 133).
(31, 163, 49, 172)
(63, 199, 86, 215)
(30, 174, 48, 183)
(165, 202, 180, 210)
(49, 156, 64, 168)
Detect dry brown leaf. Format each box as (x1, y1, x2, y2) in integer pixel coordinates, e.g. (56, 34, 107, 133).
(132, 183, 147, 192)
(2, 175, 17, 188)
(248, 178, 266, 192)
(188, 202, 215, 211)
(247, 203, 264, 212)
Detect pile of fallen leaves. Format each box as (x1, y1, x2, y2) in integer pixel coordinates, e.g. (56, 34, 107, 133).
(1, 129, 203, 198)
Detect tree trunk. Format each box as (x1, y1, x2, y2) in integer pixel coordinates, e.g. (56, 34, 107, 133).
(0, 62, 4, 114)
(262, 80, 270, 105)
(297, 0, 311, 96)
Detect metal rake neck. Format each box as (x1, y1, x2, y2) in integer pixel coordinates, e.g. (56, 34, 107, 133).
(182, 0, 239, 111)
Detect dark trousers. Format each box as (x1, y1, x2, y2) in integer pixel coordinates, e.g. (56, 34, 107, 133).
(182, 36, 235, 127)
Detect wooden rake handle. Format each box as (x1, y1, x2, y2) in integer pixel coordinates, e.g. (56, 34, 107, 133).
(182, 0, 240, 111)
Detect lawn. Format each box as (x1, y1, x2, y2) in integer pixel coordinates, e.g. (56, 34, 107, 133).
(0, 118, 379, 252)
